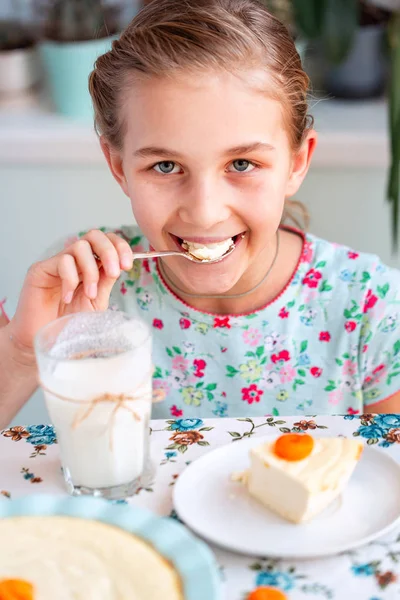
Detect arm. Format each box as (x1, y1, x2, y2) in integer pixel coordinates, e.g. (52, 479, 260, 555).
(368, 391, 400, 414)
(0, 324, 38, 428)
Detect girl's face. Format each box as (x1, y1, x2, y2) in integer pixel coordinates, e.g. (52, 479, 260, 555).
(103, 71, 316, 296)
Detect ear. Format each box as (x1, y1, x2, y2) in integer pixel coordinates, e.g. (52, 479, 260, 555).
(100, 136, 130, 197)
(285, 130, 318, 198)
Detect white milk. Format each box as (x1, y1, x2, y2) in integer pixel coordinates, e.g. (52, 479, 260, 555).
(40, 317, 152, 490)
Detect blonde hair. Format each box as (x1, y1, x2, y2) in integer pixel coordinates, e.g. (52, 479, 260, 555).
(89, 0, 312, 229)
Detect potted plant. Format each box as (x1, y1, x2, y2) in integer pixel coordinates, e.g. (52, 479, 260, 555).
(35, 0, 123, 121)
(293, 0, 400, 248)
(0, 13, 40, 100)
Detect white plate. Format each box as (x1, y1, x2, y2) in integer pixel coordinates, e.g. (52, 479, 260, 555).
(173, 435, 400, 558)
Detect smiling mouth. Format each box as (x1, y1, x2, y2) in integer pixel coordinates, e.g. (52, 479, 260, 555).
(171, 232, 246, 262)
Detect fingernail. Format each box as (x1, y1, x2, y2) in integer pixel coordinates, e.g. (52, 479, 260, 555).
(88, 283, 97, 298)
(121, 254, 132, 270)
(64, 291, 73, 304)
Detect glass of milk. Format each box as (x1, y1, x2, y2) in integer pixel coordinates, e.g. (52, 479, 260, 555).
(34, 310, 153, 500)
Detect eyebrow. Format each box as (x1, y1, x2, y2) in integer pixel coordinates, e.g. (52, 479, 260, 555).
(133, 141, 276, 159)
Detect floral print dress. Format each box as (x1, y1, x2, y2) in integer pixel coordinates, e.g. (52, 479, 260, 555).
(70, 226, 400, 418)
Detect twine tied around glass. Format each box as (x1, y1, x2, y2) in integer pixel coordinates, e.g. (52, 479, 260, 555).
(39, 357, 165, 451)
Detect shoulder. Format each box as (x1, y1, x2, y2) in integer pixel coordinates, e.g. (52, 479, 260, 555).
(305, 233, 400, 293)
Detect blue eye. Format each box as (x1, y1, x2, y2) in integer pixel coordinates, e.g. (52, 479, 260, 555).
(153, 161, 180, 174)
(229, 160, 255, 173)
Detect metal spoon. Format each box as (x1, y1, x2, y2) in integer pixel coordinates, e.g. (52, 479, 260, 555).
(131, 245, 236, 264)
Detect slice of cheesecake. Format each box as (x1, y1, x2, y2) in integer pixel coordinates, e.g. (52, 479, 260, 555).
(239, 434, 363, 524)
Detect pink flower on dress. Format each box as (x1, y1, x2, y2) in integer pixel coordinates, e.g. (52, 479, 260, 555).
(342, 360, 357, 376)
(303, 269, 322, 289)
(120, 282, 127, 295)
(310, 367, 323, 378)
(348, 251, 359, 260)
(242, 328, 262, 346)
(214, 317, 231, 329)
(347, 407, 360, 415)
(152, 318, 164, 329)
(371, 364, 387, 384)
(153, 379, 171, 396)
(304, 290, 318, 303)
(242, 384, 264, 404)
(279, 365, 296, 383)
(345, 321, 357, 333)
(170, 405, 183, 417)
(278, 307, 289, 319)
(271, 350, 290, 364)
(363, 290, 378, 314)
(319, 331, 331, 342)
(329, 388, 344, 406)
(193, 358, 206, 378)
(301, 240, 314, 263)
(179, 318, 191, 329)
(171, 356, 189, 372)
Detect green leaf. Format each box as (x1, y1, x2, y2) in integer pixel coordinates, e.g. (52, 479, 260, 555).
(343, 353, 350, 359)
(166, 348, 173, 358)
(294, 378, 305, 385)
(367, 438, 379, 445)
(320, 280, 333, 292)
(129, 235, 142, 247)
(125, 280, 134, 287)
(207, 392, 214, 401)
(377, 283, 389, 299)
(325, 384, 336, 392)
(226, 366, 238, 377)
(229, 431, 241, 438)
(153, 366, 163, 378)
(298, 304, 305, 312)
(388, 372, 400, 385)
(245, 351, 255, 358)
(322, 0, 359, 65)
(179, 445, 188, 454)
(298, 369, 306, 377)
(344, 309, 352, 319)
(287, 300, 295, 309)
(172, 346, 182, 355)
(300, 340, 308, 354)
(394, 340, 400, 356)
(197, 441, 210, 447)
(335, 359, 343, 366)
(199, 426, 214, 431)
(272, 407, 280, 416)
(249, 562, 263, 571)
(361, 271, 371, 283)
(195, 382, 204, 388)
(256, 346, 264, 358)
(279, 427, 291, 433)
(205, 383, 217, 391)
(315, 261, 327, 269)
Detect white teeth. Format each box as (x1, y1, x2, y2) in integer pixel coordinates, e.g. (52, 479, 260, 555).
(181, 238, 234, 261)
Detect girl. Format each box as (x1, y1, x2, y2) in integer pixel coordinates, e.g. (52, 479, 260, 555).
(1, 0, 399, 426)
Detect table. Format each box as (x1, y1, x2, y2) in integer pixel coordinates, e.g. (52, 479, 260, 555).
(1, 414, 400, 599)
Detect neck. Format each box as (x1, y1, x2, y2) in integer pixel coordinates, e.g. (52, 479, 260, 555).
(159, 228, 304, 315)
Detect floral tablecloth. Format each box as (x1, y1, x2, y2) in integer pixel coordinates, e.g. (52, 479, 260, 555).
(1, 414, 400, 599)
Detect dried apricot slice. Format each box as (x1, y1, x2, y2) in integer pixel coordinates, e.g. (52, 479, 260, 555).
(274, 433, 314, 461)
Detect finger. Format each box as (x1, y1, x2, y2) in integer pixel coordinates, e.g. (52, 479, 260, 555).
(106, 232, 133, 271)
(57, 254, 80, 304)
(82, 230, 121, 279)
(95, 269, 118, 310)
(68, 240, 101, 300)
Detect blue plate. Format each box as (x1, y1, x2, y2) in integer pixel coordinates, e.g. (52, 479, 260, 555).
(0, 494, 221, 599)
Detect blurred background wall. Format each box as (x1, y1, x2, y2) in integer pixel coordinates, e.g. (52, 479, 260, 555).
(0, 0, 399, 425)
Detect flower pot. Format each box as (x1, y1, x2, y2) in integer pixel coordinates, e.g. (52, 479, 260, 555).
(40, 36, 116, 121)
(0, 46, 41, 98)
(324, 25, 387, 99)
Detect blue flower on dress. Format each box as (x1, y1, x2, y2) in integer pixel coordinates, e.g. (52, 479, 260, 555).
(23, 472, 34, 480)
(255, 571, 295, 591)
(26, 425, 57, 446)
(357, 425, 386, 439)
(344, 414, 357, 420)
(373, 414, 400, 429)
(212, 401, 228, 418)
(170, 418, 203, 431)
(340, 269, 353, 282)
(165, 451, 177, 459)
(351, 564, 376, 576)
(298, 353, 311, 366)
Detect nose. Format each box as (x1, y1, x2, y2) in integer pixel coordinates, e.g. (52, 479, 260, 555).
(178, 175, 231, 230)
